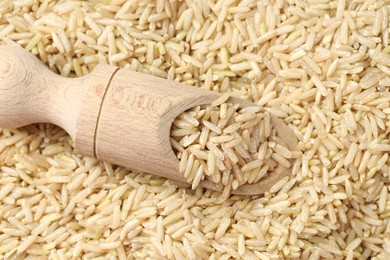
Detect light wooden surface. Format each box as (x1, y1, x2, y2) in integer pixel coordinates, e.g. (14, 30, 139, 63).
(0, 45, 298, 195)
(0, 45, 87, 136)
(0, 45, 119, 159)
(95, 68, 221, 183)
(74, 65, 119, 158)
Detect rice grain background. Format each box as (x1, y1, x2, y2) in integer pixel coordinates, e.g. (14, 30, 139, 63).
(0, 0, 389, 259)
(171, 100, 298, 192)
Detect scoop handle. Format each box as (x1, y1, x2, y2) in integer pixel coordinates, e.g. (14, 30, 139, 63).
(0, 45, 118, 157)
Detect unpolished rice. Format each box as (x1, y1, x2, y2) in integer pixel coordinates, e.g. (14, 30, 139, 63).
(0, 0, 390, 259)
(171, 101, 294, 189)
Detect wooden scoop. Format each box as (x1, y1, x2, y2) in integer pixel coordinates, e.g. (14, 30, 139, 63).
(0, 45, 297, 195)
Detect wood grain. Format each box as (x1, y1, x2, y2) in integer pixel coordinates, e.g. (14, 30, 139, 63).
(95, 69, 221, 183)
(0, 45, 87, 137)
(74, 65, 119, 158)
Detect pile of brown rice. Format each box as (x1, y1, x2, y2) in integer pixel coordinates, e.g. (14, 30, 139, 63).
(0, 0, 389, 259)
(171, 96, 297, 191)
